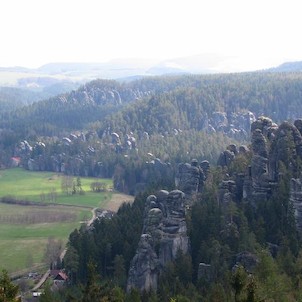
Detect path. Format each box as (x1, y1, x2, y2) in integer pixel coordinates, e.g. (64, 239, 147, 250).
(87, 207, 97, 226)
(32, 269, 50, 292)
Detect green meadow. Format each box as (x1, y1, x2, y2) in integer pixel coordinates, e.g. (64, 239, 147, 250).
(0, 168, 114, 274)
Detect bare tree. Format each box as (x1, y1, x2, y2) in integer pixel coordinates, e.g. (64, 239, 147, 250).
(61, 175, 73, 195)
(48, 187, 57, 202)
(44, 237, 64, 269)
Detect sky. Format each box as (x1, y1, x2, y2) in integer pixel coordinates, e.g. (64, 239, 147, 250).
(1, 0, 302, 71)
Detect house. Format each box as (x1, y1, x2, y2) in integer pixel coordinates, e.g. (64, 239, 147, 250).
(11, 157, 21, 167)
(49, 270, 68, 284)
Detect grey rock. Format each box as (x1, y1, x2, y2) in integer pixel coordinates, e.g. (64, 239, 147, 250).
(217, 149, 235, 167)
(176, 160, 205, 195)
(251, 116, 273, 134)
(290, 176, 302, 231)
(198, 263, 213, 281)
(127, 189, 189, 293)
(127, 234, 159, 293)
(239, 145, 249, 154)
(234, 251, 259, 273)
(269, 122, 302, 179)
(218, 180, 236, 205)
(251, 129, 268, 158)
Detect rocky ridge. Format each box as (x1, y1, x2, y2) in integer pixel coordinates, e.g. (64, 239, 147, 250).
(217, 116, 302, 230)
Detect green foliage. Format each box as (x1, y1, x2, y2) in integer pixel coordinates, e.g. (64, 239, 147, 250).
(0, 270, 20, 302)
(39, 282, 56, 302)
(64, 193, 146, 284)
(3, 73, 302, 299)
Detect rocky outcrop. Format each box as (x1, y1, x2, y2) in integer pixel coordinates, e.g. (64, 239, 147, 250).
(218, 180, 237, 205)
(269, 121, 302, 180)
(127, 190, 189, 293)
(217, 149, 236, 167)
(290, 176, 302, 230)
(217, 116, 302, 230)
(205, 110, 256, 140)
(198, 263, 213, 281)
(242, 117, 276, 204)
(175, 159, 208, 196)
(233, 251, 259, 273)
(127, 234, 159, 293)
(65, 81, 149, 107)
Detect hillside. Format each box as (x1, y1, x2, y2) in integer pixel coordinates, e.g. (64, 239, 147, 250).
(59, 116, 302, 301)
(3, 72, 302, 137)
(2, 72, 302, 196)
(3, 69, 302, 300)
(267, 61, 302, 72)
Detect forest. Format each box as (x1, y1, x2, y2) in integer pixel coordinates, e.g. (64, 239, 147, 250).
(2, 72, 302, 300)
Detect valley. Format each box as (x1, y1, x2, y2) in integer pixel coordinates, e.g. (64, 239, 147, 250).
(1, 70, 302, 300)
(0, 168, 132, 276)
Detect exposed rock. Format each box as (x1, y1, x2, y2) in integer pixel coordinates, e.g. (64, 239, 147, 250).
(218, 180, 236, 205)
(239, 145, 249, 154)
(251, 129, 268, 158)
(198, 263, 213, 281)
(234, 251, 259, 273)
(227, 144, 238, 155)
(205, 110, 255, 139)
(200, 160, 210, 178)
(290, 176, 302, 231)
(243, 119, 273, 204)
(217, 149, 235, 167)
(294, 119, 302, 136)
(251, 116, 273, 134)
(210, 112, 228, 130)
(176, 160, 206, 196)
(267, 242, 279, 258)
(127, 190, 189, 293)
(269, 121, 302, 180)
(127, 234, 159, 292)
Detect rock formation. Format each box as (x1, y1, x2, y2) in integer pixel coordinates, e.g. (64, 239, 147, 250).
(290, 176, 302, 230)
(239, 117, 277, 204)
(216, 116, 302, 230)
(205, 110, 256, 140)
(127, 190, 189, 293)
(233, 251, 259, 273)
(175, 159, 208, 196)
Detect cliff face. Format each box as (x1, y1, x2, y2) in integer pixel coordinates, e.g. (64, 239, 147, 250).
(175, 159, 209, 197)
(217, 116, 302, 230)
(290, 177, 302, 230)
(127, 190, 189, 292)
(127, 116, 302, 293)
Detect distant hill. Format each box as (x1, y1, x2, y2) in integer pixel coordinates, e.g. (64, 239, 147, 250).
(3, 72, 302, 138)
(0, 54, 272, 88)
(266, 61, 302, 72)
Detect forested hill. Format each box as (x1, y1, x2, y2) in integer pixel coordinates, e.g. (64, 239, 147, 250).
(60, 116, 302, 301)
(0, 81, 79, 113)
(2, 72, 302, 139)
(101, 72, 302, 137)
(0, 79, 149, 136)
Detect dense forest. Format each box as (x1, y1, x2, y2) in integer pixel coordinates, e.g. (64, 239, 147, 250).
(3, 72, 302, 300)
(45, 115, 302, 301)
(2, 72, 302, 136)
(2, 72, 302, 194)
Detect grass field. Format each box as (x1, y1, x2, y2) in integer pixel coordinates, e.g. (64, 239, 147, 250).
(0, 168, 113, 207)
(0, 168, 120, 274)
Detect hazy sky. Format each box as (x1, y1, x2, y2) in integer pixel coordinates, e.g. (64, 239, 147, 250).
(1, 0, 301, 70)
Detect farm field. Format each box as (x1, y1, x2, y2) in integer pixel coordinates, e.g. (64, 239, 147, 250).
(0, 168, 133, 275)
(0, 168, 113, 207)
